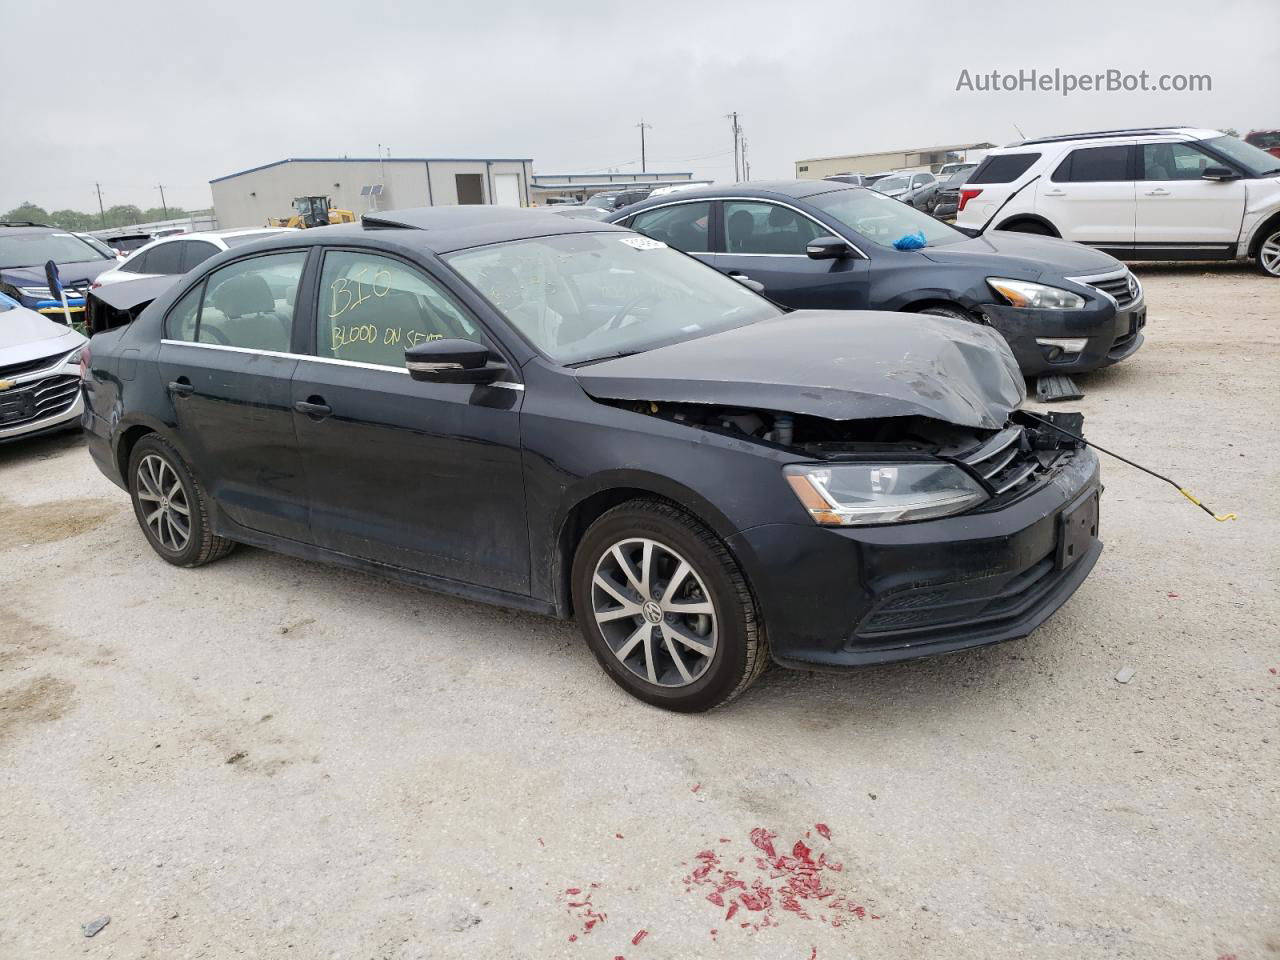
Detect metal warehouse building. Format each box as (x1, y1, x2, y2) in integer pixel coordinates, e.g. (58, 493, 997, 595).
(795, 142, 995, 179)
(210, 157, 534, 228)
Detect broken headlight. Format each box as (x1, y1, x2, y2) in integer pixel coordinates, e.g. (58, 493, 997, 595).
(784, 463, 988, 526)
(987, 278, 1085, 310)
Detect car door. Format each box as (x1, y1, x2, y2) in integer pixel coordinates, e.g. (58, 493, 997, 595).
(1134, 141, 1247, 247)
(1035, 144, 1136, 245)
(290, 247, 529, 594)
(627, 201, 715, 266)
(714, 199, 870, 309)
(157, 249, 310, 540)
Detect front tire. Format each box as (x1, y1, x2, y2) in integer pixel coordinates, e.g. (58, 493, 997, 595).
(917, 304, 978, 324)
(571, 499, 767, 712)
(1256, 224, 1280, 277)
(128, 435, 235, 567)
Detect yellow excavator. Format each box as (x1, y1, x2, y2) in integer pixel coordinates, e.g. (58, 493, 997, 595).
(268, 196, 356, 229)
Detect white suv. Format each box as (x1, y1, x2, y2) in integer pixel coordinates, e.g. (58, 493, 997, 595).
(955, 127, 1280, 276)
(92, 227, 292, 288)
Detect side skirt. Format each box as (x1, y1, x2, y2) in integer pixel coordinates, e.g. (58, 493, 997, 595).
(214, 514, 560, 620)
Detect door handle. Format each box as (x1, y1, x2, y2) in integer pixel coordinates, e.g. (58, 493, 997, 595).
(727, 272, 751, 280)
(1144, 188, 1170, 196)
(1043, 189, 1066, 197)
(294, 399, 332, 419)
(167, 380, 194, 397)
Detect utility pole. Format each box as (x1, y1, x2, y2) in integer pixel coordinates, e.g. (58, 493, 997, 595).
(95, 183, 106, 228)
(726, 112, 742, 181)
(156, 184, 169, 219)
(741, 137, 750, 181)
(636, 120, 652, 173)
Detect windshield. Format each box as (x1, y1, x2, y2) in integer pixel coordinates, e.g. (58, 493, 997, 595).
(944, 168, 976, 187)
(80, 235, 118, 258)
(583, 194, 617, 209)
(445, 232, 781, 364)
(873, 176, 909, 193)
(0, 232, 113, 269)
(1200, 135, 1280, 176)
(810, 187, 967, 248)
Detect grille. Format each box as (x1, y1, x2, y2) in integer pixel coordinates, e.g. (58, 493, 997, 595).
(0, 350, 69, 379)
(0, 373, 79, 428)
(1082, 270, 1138, 309)
(957, 425, 1039, 495)
(857, 554, 1057, 637)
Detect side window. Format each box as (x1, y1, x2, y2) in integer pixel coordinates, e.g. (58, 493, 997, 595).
(121, 250, 150, 274)
(629, 202, 711, 252)
(968, 153, 1041, 184)
(180, 240, 220, 272)
(912, 174, 934, 188)
(724, 201, 825, 255)
(198, 251, 306, 351)
(165, 283, 204, 341)
(1053, 146, 1131, 183)
(1141, 143, 1213, 181)
(318, 251, 479, 368)
(146, 242, 184, 275)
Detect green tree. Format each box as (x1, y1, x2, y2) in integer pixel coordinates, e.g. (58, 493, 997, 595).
(140, 206, 188, 222)
(49, 209, 95, 231)
(3, 202, 51, 224)
(103, 205, 144, 228)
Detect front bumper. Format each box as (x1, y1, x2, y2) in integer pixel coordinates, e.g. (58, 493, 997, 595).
(0, 376, 83, 442)
(981, 294, 1146, 376)
(727, 447, 1101, 669)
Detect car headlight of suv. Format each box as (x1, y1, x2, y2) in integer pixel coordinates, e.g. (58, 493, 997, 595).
(987, 277, 1085, 310)
(784, 463, 989, 526)
(16, 285, 54, 299)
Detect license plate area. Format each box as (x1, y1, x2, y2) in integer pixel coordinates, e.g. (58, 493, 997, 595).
(0, 390, 35, 424)
(1132, 307, 1146, 332)
(1057, 490, 1099, 569)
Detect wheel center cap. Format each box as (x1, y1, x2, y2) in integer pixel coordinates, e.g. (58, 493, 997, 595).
(641, 600, 663, 624)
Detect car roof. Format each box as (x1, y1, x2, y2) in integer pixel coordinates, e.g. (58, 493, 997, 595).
(0, 224, 64, 235)
(1001, 126, 1222, 148)
(348, 206, 631, 254)
(621, 180, 851, 207)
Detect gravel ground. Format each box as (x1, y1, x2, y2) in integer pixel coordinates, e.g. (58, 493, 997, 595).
(1, 263, 1276, 960)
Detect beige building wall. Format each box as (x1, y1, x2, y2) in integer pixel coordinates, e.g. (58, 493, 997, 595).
(211, 159, 532, 227)
(796, 153, 914, 178)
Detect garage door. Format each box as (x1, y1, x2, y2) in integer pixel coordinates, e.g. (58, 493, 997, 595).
(493, 174, 522, 208)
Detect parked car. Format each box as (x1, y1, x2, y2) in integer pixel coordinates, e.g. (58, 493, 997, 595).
(102, 232, 155, 256)
(824, 173, 874, 186)
(936, 161, 978, 179)
(77, 234, 123, 261)
(1244, 129, 1280, 160)
(870, 171, 939, 209)
(609, 181, 1145, 378)
(82, 206, 1101, 711)
(955, 127, 1280, 276)
(0, 291, 87, 442)
(584, 189, 654, 211)
(932, 167, 977, 219)
(92, 228, 292, 288)
(0, 224, 117, 324)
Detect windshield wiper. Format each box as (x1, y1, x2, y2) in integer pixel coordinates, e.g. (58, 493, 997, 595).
(570, 349, 645, 367)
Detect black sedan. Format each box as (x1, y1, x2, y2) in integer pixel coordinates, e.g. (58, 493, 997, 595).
(609, 181, 1146, 378)
(82, 207, 1101, 712)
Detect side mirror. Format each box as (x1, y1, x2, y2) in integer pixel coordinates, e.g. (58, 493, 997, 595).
(806, 236, 852, 260)
(405, 338, 507, 384)
(1201, 165, 1238, 181)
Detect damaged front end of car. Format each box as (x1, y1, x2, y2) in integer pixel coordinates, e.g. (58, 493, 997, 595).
(572, 311, 1102, 668)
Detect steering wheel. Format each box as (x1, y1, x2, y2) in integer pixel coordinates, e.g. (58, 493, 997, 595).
(198, 323, 230, 345)
(603, 292, 657, 332)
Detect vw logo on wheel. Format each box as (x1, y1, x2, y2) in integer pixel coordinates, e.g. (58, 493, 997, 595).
(642, 600, 663, 623)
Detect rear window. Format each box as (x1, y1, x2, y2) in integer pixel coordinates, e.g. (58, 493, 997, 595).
(968, 153, 1041, 184)
(1052, 145, 1131, 182)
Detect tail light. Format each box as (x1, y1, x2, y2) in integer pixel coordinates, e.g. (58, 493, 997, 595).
(90, 281, 102, 289)
(957, 188, 983, 212)
(78, 345, 92, 380)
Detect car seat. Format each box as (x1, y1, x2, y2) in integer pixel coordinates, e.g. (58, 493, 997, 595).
(728, 209, 755, 253)
(209, 274, 289, 351)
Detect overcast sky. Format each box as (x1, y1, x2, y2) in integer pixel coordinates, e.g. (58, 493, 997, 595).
(2, 0, 1276, 215)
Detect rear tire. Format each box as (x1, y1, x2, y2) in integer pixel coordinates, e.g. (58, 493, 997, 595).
(1256, 224, 1280, 277)
(128, 435, 235, 568)
(571, 499, 767, 712)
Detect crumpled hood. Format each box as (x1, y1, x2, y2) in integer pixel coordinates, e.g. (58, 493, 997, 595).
(574, 310, 1026, 430)
(0, 259, 113, 291)
(920, 230, 1121, 278)
(0, 304, 86, 364)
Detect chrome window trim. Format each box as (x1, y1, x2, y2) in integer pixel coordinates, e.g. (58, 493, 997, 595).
(626, 195, 869, 259)
(158, 338, 525, 389)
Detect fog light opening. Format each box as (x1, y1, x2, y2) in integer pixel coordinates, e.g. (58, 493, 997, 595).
(1036, 337, 1088, 363)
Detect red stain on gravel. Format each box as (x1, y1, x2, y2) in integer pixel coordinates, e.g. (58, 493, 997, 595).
(685, 826, 879, 938)
(808, 949, 817, 960)
(632, 929, 649, 945)
(691, 783, 702, 793)
(560, 886, 607, 941)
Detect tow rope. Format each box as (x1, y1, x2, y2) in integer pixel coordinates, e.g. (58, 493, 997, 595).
(1022, 411, 1238, 522)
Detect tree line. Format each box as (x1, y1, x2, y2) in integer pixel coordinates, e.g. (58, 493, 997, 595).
(2, 201, 212, 232)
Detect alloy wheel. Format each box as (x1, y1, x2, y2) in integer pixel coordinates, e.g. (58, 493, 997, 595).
(590, 537, 717, 687)
(136, 454, 191, 552)
(1261, 230, 1280, 276)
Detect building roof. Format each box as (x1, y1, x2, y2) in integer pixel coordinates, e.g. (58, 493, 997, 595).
(210, 157, 534, 184)
(530, 179, 700, 192)
(532, 172, 692, 180)
(797, 142, 995, 164)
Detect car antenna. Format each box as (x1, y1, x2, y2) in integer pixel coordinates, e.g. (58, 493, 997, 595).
(1012, 122, 1026, 139)
(1021, 411, 1237, 521)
